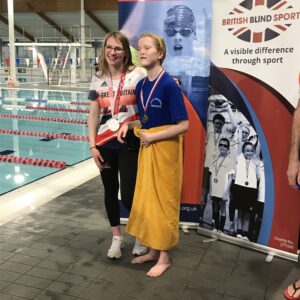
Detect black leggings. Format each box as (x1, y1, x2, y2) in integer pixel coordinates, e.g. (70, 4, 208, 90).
(98, 147, 139, 227)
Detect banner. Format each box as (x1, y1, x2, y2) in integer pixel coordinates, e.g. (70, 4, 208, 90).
(119, 0, 212, 224)
(203, 0, 300, 256)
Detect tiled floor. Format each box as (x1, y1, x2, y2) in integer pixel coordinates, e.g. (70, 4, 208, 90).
(0, 177, 299, 300)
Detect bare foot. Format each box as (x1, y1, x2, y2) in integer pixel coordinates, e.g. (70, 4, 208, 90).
(131, 249, 159, 264)
(146, 250, 172, 277)
(146, 261, 172, 277)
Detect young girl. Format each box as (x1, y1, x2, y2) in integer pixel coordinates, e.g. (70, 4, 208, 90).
(88, 32, 147, 259)
(118, 33, 189, 277)
(230, 142, 260, 241)
(209, 138, 234, 233)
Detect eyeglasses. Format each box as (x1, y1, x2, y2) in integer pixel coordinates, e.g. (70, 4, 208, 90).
(219, 144, 229, 148)
(164, 28, 193, 37)
(213, 121, 224, 126)
(105, 46, 124, 54)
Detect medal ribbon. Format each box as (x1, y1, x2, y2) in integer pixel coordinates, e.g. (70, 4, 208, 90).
(214, 155, 227, 178)
(108, 72, 126, 117)
(140, 70, 165, 116)
(245, 159, 250, 181)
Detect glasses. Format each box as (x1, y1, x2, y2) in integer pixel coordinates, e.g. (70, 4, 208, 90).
(214, 121, 224, 126)
(164, 28, 193, 37)
(219, 144, 229, 148)
(105, 45, 124, 54)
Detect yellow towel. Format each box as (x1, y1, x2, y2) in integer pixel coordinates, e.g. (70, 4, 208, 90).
(126, 125, 183, 250)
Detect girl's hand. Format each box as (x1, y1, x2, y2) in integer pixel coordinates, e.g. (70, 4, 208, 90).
(117, 123, 129, 143)
(139, 131, 152, 147)
(90, 148, 104, 171)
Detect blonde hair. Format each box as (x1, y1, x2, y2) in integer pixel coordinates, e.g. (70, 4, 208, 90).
(138, 33, 167, 65)
(98, 31, 134, 76)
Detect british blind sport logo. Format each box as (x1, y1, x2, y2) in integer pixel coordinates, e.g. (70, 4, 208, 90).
(222, 0, 300, 43)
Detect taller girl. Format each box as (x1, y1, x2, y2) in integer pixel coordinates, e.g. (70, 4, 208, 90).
(118, 33, 189, 277)
(88, 32, 147, 259)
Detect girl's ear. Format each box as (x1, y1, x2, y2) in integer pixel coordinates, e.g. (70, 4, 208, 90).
(158, 50, 164, 61)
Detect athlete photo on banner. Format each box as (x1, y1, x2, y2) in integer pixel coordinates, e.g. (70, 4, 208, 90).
(199, 90, 265, 243)
(118, 0, 212, 224)
(209, 0, 300, 257)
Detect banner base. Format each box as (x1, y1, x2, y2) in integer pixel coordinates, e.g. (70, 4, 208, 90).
(196, 227, 298, 263)
(121, 218, 298, 262)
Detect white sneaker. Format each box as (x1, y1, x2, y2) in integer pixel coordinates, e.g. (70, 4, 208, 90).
(132, 238, 147, 256)
(236, 234, 243, 239)
(107, 236, 124, 259)
(212, 228, 218, 233)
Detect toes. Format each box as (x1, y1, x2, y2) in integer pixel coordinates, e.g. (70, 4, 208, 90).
(146, 264, 171, 277)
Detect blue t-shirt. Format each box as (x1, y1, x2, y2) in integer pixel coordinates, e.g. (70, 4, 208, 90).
(136, 72, 188, 129)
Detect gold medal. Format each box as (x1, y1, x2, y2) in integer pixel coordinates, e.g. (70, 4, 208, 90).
(142, 115, 149, 124)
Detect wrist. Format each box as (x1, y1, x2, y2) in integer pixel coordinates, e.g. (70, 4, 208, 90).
(89, 146, 97, 150)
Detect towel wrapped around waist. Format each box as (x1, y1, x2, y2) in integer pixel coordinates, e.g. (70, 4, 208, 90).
(126, 125, 183, 250)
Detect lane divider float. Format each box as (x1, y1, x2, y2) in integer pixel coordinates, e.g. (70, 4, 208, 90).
(25, 106, 89, 113)
(70, 101, 90, 106)
(0, 128, 88, 141)
(0, 114, 87, 124)
(0, 155, 66, 168)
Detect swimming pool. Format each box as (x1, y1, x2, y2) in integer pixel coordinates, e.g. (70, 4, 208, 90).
(0, 87, 91, 195)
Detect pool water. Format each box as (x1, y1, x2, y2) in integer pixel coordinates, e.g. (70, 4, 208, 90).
(0, 87, 91, 195)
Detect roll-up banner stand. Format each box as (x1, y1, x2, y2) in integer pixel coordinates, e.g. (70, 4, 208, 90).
(119, 0, 212, 228)
(200, 0, 299, 261)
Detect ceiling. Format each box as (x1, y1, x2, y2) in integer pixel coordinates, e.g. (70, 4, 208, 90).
(0, 0, 118, 42)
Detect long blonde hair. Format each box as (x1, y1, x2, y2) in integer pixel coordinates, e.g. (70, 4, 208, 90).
(138, 33, 167, 65)
(98, 31, 134, 76)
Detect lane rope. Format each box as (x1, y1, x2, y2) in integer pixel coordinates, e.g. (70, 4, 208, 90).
(0, 114, 87, 124)
(0, 128, 88, 141)
(0, 155, 66, 168)
(25, 106, 89, 113)
(70, 101, 90, 106)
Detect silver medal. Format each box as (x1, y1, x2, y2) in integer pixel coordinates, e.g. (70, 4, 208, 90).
(106, 118, 120, 132)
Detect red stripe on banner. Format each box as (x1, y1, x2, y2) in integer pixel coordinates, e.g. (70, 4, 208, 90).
(253, 32, 263, 43)
(233, 8, 243, 14)
(181, 94, 205, 205)
(255, 0, 265, 6)
(274, 25, 287, 31)
(272, 0, 287, 10)
(0, 155, 66, 168)
(222, 68, 300, 254)
(234, 27, 247, 36)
